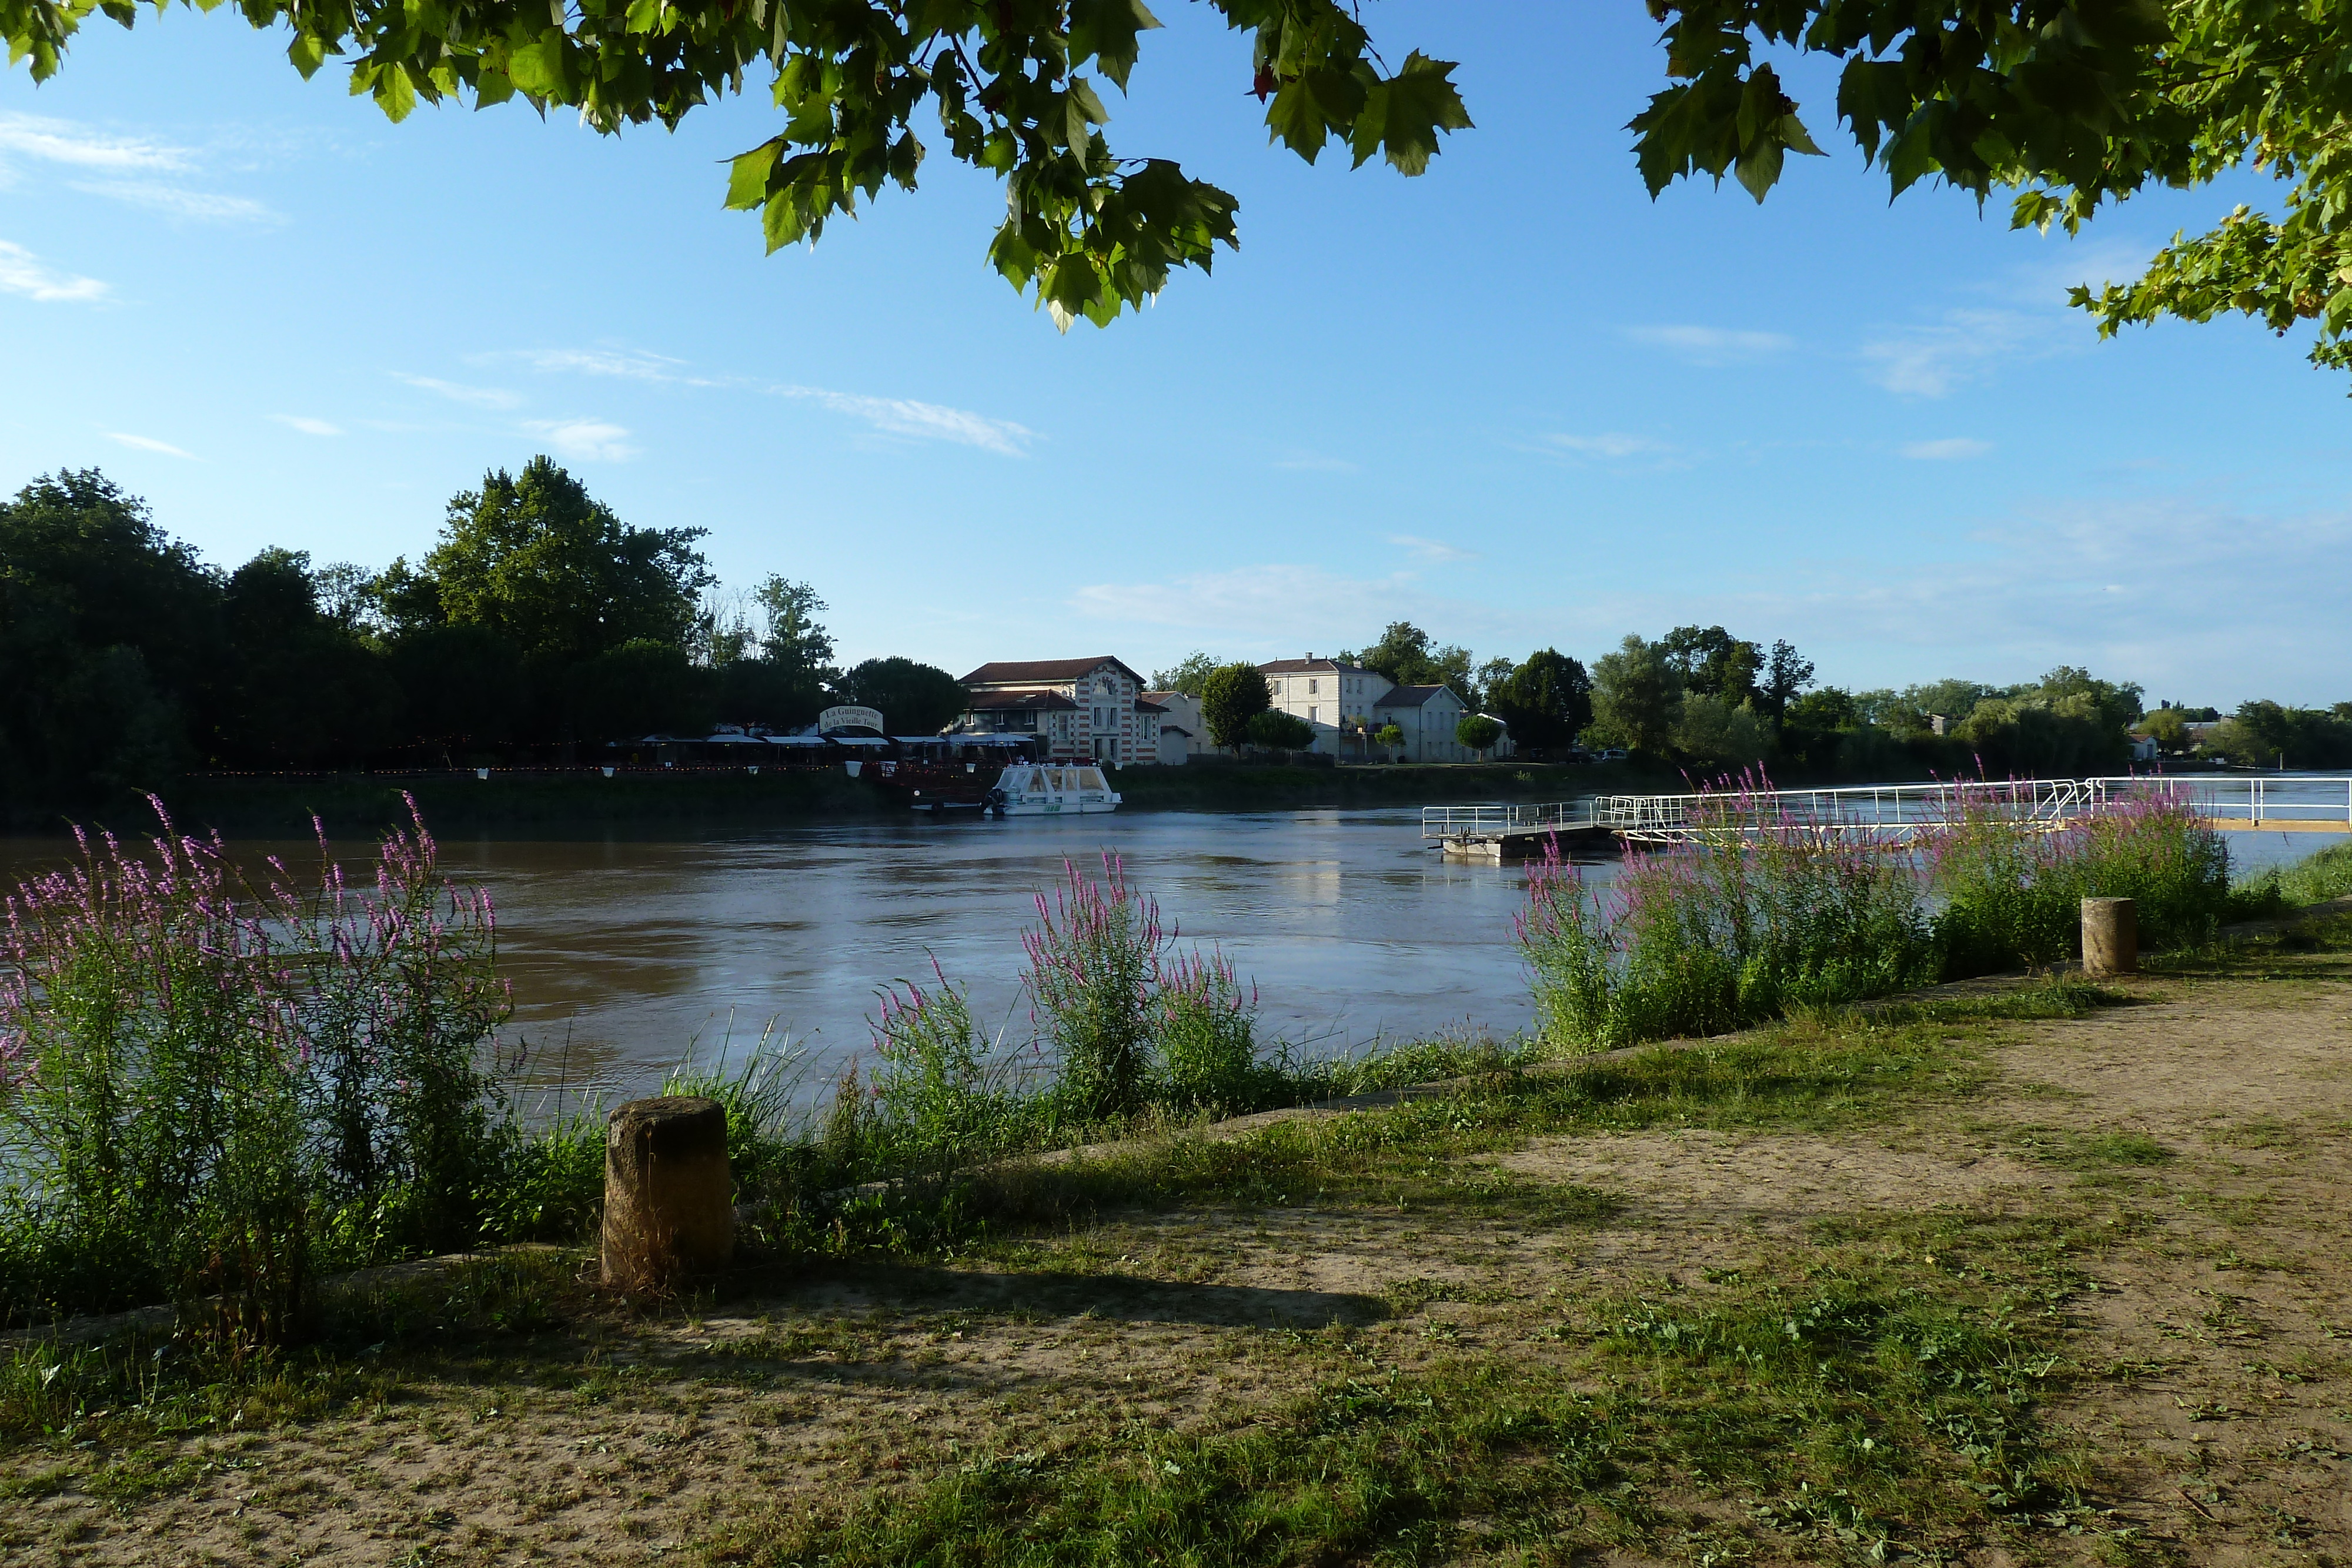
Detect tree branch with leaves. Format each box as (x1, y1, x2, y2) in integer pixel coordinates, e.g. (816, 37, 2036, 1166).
(1, 0, 1466, 330)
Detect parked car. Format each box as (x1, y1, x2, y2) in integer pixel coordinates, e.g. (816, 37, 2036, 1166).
(1597, 747, 1628, 762)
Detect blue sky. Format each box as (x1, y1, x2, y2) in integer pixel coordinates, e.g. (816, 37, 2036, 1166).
(4, 3, 2346, 707)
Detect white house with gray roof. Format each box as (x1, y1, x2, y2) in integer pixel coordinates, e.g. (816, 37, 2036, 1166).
(1257, 655, 1496, 762)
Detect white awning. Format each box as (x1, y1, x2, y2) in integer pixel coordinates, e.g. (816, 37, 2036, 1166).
(829, 736, 889, 747)
(763, 735, 829, 747)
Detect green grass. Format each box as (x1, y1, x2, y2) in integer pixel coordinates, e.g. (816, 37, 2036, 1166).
(725, 1206, 2108, 1567)
(2234, 840, 2352, 912)
(0, 975, 2173, 1564)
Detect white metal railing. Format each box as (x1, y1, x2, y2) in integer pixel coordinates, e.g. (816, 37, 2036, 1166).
(1422, 774, 2352, 845)
(2114, 773, 2352, 831)
(1420, 800, 1600, 840)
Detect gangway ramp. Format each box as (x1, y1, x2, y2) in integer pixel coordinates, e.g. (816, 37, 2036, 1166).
(1422, 775, 2352, 861)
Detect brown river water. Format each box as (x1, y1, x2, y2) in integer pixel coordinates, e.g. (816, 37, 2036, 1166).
(0, 808, 1568, 1102)
(0, 809, 2328, 1105)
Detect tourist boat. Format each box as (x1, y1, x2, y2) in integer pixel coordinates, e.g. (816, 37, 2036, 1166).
(984, 763, 1121, 816)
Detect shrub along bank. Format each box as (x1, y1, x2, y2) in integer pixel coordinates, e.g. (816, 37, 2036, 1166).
(2, 791, 2338, 1334)
(1518, 780, 2256, 1051)
(0, 820, 1505, 1332)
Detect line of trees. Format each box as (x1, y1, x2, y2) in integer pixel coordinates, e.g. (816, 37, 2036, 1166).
(0, 462, 965, 806)
(2145, 701, 2352, 770)
(1155, 621, 2343, 781)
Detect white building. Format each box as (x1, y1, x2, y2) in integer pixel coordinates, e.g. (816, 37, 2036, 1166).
(1141, 691, 1200, 765)
(1256, 656, 1487, 762)
(953, 657, 1162, 767)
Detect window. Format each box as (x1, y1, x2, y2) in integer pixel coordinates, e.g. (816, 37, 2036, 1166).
(1308, 678, 1318, 694)
(1308, 706, 1319, 723)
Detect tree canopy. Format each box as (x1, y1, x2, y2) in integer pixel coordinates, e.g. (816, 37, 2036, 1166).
(1485, 649, 1593, 753)
(1198, 661, 1271, 751)
(833, 656, 969, 735)
(2, 0, 1464, 329)
(1643, 1, 2352, 379)
(14, 2, 2351, 369)
(1346, 622, 1478, 707)
(1150, 651, 1222, 697)
(396, 457, 713, 663)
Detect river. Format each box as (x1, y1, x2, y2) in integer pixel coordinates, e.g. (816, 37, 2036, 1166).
(0, 807, 2335, 1105)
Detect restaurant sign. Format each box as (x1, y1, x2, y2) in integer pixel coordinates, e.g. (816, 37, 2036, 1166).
(817, 706, 886, 734)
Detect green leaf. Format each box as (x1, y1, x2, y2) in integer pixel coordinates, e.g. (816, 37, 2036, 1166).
(474, 66, 516, 109)
(373, 62, 419, 123)
(1265, 78, 1329, 162)
(1349, 52, 1470, 176)
(726, 138, 784, 210)
(1067, 0, 1160, 92)
(2073, 0, 2173, 47)
(505, 35, 568, 101)
(1734, 135, 1782, 202)
(286, 33, 326, 81)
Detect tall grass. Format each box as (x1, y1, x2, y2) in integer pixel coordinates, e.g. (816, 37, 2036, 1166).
(1021, 855, 1164, 1119)
(2231, 839, 2352, 912)
(0, 797, 512, 1336)
(1931, 785, 2230, 974)
(1520, 776, 2235, 1050)
(1518, 782, 1939, 1051)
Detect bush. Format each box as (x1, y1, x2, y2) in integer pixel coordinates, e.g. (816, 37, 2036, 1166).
(1023, 856, 1165, 1121)
(0, 797, 511, 1335)
(1930, 786, 2230, 974)
(1246, 710, 1315, 750)
(1151, 949, 1271, 1114)
(865, 964, 1027, 1171)
(1518, 784, 1939, 1050)
(2234, 840, 2352, 912)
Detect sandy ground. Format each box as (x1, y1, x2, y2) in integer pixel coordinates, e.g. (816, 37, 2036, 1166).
(5, 965, 2349, 1566)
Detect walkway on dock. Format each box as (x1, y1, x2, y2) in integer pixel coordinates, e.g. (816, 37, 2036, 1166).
(1422, 774, 2352, 860)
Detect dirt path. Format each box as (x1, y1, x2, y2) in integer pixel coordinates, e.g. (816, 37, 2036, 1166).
(6, 959, 2350, 1566)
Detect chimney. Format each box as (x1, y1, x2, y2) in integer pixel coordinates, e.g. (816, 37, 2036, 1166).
(1305, 651, 1314, 661)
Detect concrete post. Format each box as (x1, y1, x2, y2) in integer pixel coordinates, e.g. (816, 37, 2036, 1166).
(2081, 897, 2139, 977)
(601, 1096, 733, 1292)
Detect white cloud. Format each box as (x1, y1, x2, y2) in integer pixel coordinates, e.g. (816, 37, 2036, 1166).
(512, 347, 699, 383)
(1860, 309, 2054, 397)
(1545, 432, 1668, 460)
(0, 239, 106, 303)
(1070, 564, 1483, 641)
(68, 180, 275, 223)
(521, 417, 639, 461)
(1388, 534, 1479, 563)
(393, 373, 524, 410)
(1992, 235, 2153, 309)
(1577, 494, 2352, 705)
(1624, 324, 1795, 363)
(0, 111, 192, 172)
(507, 345, 1037, 456)
(270, 414, 343, 436)
(1272, 452, 1358, 473)
(771, 385, 1034, 456)
(105, 432, 195, 459)
(1900, 437, 1993, 460)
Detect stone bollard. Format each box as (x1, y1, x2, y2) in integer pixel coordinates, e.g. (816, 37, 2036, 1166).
(2081, 897, 2139, 977)
(601, 1096, 733, 1292)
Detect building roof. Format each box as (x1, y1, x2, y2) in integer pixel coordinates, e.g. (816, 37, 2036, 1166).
(1142, 690, 1191, 704)
(1158, 723, 1194, 738)
(1258, 656, 1375, 675)
(1373, 684, 1455, 709)
(961, 656, 1146, 688)
(963, 688, 1078, 712)
(1133, 697, 1167, 714)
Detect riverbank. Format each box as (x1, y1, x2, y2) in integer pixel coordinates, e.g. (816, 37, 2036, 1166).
(7, 914, 2347, 1563)
(2, 759, 1679, 838)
